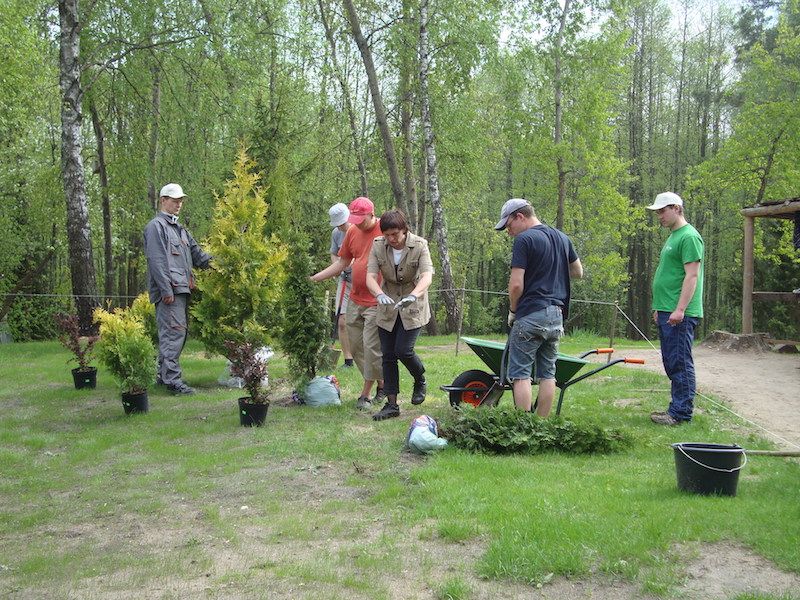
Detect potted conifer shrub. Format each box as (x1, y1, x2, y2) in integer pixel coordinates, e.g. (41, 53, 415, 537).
(192, 148, 288, 423)
(93, 306, 156, 414)
(279, 234, 336, 403)
(54, 312, 99, 389)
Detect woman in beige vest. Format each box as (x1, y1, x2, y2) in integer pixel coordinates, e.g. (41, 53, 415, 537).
(366, 210, 434, 421)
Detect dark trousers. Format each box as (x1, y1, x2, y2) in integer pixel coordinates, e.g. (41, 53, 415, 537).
(657, 311, 699, 422)
(378, 319, 425, 396)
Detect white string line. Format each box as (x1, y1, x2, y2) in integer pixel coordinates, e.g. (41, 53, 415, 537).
(615, 305, 800, 450)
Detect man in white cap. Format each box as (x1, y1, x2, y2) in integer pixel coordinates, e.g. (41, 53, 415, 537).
(495, 198, 582, 416)
(646, 191, 704, 426)
(328, 203, 354, 367)
(143, 183, 212, 395)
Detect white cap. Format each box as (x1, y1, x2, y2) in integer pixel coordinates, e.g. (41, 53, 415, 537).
(494, 198, 531, 230)
(328, 202, 350, 227)
(646, 192, 683, 210)
(159, 183, 186, 199)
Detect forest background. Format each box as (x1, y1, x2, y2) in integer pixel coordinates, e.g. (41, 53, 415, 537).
(1, 0, 798, 344)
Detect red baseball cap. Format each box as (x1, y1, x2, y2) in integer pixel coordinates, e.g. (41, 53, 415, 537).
(348, 197, 374, 224)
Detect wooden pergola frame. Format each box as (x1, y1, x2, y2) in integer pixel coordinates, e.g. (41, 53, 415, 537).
(740, 198, 800, 334)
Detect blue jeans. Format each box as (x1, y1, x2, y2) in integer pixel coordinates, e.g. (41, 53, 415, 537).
(657, 311, 699, 422)
(507, 305, 563, 382)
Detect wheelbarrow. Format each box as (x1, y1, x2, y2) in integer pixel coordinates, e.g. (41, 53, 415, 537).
(441, 336, 645, 415)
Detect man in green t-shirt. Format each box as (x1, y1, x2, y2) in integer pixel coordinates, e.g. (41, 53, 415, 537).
(647, 192, 704, 426)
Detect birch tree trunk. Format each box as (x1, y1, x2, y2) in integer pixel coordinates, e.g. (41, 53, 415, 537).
(342, 0, 406, 212)
(553, 0, 571, 231)
(58, 0, 99, 332)
(419, 0, 459, 332)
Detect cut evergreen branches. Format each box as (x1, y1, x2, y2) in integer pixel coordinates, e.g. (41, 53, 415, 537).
(441, 407, 632, 455)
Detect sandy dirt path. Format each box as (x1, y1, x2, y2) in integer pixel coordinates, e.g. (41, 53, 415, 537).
(624, 345, 800, 448)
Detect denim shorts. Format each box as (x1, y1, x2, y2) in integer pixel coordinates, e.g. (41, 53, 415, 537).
(507, 305, 563, 382)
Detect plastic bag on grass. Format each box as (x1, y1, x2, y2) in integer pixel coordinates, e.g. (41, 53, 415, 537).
(406, 415, 448, 454)
(301, 375, 341, 407)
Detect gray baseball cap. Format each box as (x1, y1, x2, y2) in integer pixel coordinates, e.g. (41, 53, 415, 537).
(494, 198, 531, 230)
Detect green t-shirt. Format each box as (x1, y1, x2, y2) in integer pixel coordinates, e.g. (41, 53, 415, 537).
(651, 223, 704, 318)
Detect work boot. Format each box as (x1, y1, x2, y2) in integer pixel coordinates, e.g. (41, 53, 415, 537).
(356, 396, 372, 410)
(372, 400, 400, 421)
(650, 411, 680, 426)
(167, 382, 195, 395)
(373, 386, 387, 404)
(411, 379, 427, 405)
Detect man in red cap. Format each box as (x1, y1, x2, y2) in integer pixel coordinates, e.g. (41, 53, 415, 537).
(312, 197, 385, 409)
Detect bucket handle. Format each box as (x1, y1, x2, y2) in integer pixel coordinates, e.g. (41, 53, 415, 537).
(676, 445, 748, 473)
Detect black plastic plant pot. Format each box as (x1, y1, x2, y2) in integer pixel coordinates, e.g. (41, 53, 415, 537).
(122, 391, 149, 415)
(72, 367, 97, 390)
(238, 397, 268, 427)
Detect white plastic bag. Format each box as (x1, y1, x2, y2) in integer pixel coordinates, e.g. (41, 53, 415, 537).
(406, 415, 448, 454)
(302, 375, 342, 407)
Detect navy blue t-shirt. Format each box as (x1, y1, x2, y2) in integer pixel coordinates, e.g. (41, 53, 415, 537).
(511, 225, 578, 320)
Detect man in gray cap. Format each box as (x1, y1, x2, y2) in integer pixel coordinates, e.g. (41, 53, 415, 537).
(144, 183, 212, 395)
(328, 203, 354, 367)
(495, 198, 582, 416)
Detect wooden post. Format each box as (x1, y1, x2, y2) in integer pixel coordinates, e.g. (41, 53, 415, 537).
(742, 215, 754, 334)
(455, 276, 467, 356)
(608, 302, 618, 363)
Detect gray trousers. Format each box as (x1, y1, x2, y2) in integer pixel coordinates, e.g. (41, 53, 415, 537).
(156, 294, 189, 386)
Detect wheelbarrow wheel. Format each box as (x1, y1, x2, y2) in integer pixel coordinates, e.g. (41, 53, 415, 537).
(449, 370, 496, 408)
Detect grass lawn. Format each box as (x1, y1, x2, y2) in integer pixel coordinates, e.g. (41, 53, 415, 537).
(0, 333, 798, 599)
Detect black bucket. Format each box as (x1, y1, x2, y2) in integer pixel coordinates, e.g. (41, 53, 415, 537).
(672, 442, 746, 496)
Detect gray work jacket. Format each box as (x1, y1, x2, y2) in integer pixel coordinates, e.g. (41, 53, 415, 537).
(367, 232, 434, 331)
(143, 213, 212, 303)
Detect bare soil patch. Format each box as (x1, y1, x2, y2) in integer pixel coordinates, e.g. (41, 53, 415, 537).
(619, 345, 800, 449)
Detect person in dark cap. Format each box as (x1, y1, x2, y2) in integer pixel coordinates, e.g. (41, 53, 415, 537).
(144, 183, 212, 395)
(495, 198, 582, 416)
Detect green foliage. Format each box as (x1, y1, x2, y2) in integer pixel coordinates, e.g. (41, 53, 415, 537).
(278, 234, 329, 385)
(193, 148, 288, 357)
(128, 293, 158, 348)
(442, 407, 632, 455)
(93, 305, 156, 394)
(6, 296, 65, 342)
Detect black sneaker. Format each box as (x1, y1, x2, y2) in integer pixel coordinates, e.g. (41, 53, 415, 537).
(372, 402, 400, 421)
(167, 382, 195, 395)
(356, 396, 372, 410)
(373, 387, 387, 404)
(411, 379, 427, 405)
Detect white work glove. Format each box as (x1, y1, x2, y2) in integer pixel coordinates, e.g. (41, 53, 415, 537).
(376, 293, 394, 305)
(507, 311, 516, 327)
(395, 295, 417, 310)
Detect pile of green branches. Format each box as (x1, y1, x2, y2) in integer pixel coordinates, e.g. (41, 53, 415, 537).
(441, 408, 632, 455)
